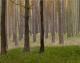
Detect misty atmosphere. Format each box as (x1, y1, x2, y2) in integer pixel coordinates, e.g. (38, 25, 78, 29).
(0, 0, 80, 63)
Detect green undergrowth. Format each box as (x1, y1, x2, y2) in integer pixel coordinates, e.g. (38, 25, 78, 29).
(0, 46, 80, 63)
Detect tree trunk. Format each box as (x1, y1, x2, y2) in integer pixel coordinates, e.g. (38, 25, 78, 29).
(19, 0, 24, 41)
(78, 0, 80, 33)
(13, 0, 18, 46)
(58, 0, 64, 44)
(24, 0, 30, 52)
(1, 0, 7, 54)
(51, 0, 55, 43)
(40, 0, 44, 53)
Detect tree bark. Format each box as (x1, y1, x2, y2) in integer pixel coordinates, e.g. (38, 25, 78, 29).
(58, 0, 64, 44)
(24, 0, 30, 52)
(40, 0, 44, 53)
(51, 0, 55, 43)
(1, 0, 7, 54)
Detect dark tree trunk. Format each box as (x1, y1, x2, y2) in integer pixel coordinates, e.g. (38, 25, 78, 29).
(24, 0, 30, 52)
(1, 0, 7, 54)
(40, 0, 44, 53)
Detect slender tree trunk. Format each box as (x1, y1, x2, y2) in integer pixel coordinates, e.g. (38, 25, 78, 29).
(13, 0, 18, 46)
(66, 0, 73, 38)
(51, 0, 55, 43)
(40, 0, 44, 53)
(78, 0, 80, 33)
(1, 0, 7, 54)
(24, 0, 30, 52)
(58, 0, 64, 44)
(19, 0, 24, 41)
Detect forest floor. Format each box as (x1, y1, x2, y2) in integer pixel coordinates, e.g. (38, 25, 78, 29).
(0, 34, 80, 51)
(0, 34, 80, 63)
(0, 46, 80, 63)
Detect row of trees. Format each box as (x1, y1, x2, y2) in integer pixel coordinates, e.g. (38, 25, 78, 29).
(1, 0, 45, 54)
(0, 0, 80, 54)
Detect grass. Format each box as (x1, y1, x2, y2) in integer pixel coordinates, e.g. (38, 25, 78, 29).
(0, 46, 80, 63)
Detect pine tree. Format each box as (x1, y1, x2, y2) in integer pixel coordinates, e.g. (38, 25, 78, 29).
(40, 0, 44, 53)
(24, 0, 30, 52)
(1, 0, 7, 54)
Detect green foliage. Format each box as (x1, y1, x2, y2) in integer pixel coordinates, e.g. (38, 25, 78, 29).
(0, 46, 80, 63)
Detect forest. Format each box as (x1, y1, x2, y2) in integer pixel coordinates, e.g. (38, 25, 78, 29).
(0, 0, 80, 63)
